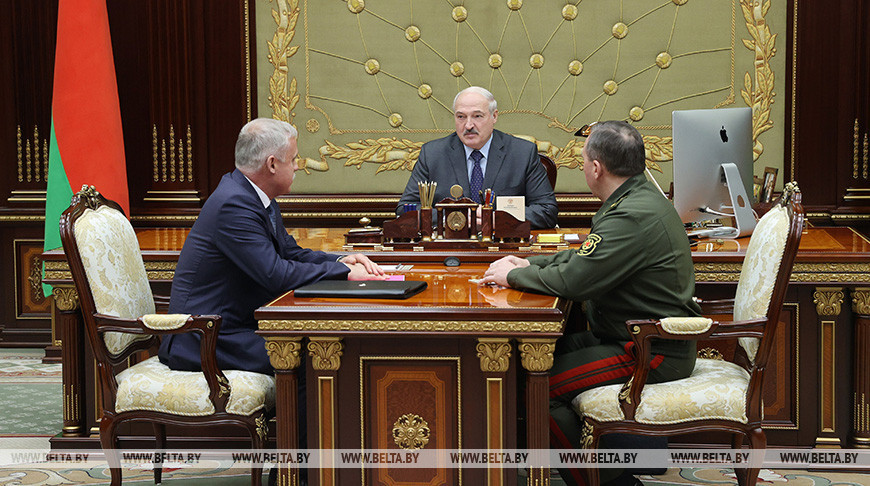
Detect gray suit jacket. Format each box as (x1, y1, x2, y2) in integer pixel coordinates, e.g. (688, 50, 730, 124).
(397, 130, 558, 229)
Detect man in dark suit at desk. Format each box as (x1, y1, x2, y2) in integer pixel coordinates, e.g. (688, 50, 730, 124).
(482, 121, 700, 486)
(159, 118, 383, 374)
(397, 86, 558, 229)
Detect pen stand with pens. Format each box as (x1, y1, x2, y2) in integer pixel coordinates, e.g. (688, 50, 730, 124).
(380, 182, 531, 249)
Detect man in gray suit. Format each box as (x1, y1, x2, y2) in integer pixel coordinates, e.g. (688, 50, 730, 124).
(397, 86, 558, 229)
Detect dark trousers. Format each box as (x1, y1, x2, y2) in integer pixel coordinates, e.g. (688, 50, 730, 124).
(548, 331, 692, 486)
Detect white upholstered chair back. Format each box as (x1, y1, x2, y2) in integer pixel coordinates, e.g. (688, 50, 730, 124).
(732, 204, 791, 362)
(73, 205, 155, 355)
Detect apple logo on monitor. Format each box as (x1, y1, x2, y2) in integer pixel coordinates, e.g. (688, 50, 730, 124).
(720, 126, 728, 143)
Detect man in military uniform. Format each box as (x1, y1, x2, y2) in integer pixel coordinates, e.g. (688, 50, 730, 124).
(481, 121, 700, 486)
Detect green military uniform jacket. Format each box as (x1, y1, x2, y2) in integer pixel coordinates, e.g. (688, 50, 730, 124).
(507, 173, 701, 359)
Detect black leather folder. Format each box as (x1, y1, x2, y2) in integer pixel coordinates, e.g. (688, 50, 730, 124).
(293, 280, 427, 299)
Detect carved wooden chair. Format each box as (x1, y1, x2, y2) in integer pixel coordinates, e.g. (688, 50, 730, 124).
(571, 182, 804, 485)
(539, 154, 558, 190)
(59, 186, 276, 486)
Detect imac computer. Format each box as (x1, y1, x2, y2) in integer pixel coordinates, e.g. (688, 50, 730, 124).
(672, 107, 756, 238)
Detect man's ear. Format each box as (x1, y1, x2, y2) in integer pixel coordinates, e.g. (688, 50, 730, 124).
(491, 109, 498, 123)
(266, 155, 278, 174)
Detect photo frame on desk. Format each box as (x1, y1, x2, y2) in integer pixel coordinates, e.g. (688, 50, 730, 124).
(753, 176, 763, 201)
(762, 167, 778, 203)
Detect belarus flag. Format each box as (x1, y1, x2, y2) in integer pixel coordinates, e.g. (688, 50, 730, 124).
(43, 0, 129, 287)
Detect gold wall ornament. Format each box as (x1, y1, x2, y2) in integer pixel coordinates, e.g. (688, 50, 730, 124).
(28, 255, 44, 303)
(265, 337, 303, 370)
(612, 22, 628, 39)
(450, 61, 465, 77)
(319, 137, 422, 173)
(507, 0, 522, 11)
(417, 84, 433, 98)
(740, 0, 777, 161)
(452, 6, 467, 22)
(852, 288, 870, 316)
(567, 60, 583, 76)
(655, 52, 672, 69)
(603, 80, 619, 95)
(629, 106, 644, 122)
(347, 0, 364, 14)
(267, 0, 300, 124)
(308, 338, 344, 371)
(854, 119, 860, 179)
(488, 54, 503, 69)
(814, 287, 845, 316)
(476, 339, 512, 373)
(364, 59, 380, 75)
(404, 26, 420, 42)
(388, 113, 403, 128)
(53, 286, 79, 312)
(698, 347, 725, 360)
(562, 4, 578, 20)
(306, 119, 320, 133)
(518, 339, 556, 372)
(392, 413, 431, 449)
(529, 53, 544, 69)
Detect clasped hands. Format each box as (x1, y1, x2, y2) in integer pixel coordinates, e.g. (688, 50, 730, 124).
(479, 255, 529, 287)
(340, 253, 387, 280)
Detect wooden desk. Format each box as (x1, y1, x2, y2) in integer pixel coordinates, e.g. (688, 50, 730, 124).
(42, 226, 870, 452)
(255, 264, 568, 486)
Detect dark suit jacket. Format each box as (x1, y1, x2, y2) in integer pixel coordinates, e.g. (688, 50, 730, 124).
(158, 169, 350, 374)
(396, 130, 558, 229)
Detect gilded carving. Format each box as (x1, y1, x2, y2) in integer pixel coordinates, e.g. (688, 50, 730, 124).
(740, 0, 777, 161)
(53, 287, 79, 312)
(256, 413, 268, 442)
(518, 339, 556, 372)
(852, 288, 870, 316)
(267, 0, 300, 124)
(698, 348, 725, 360)
(28, 255, 45, 303)
(307, 338, 343, 371)
(618, 376, 634, 404)
(392, 414, 430, 450)
(260, 319, 563, 333)
(265, 337, 303, 370)
(580, 420, 594, 449)
(476, 339, 512, 373)
(814, 288, 844, 316)
(217, 375, 231, 398)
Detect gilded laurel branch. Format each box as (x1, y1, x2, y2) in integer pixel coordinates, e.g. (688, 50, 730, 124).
(268, 0, 300, 124)
(319, 138, 423, 173)
(740, 0, 776, 161)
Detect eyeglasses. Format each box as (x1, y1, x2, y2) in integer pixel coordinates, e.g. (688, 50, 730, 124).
(574, 122, 598, 137)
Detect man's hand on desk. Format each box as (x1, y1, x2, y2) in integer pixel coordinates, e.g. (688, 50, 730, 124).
(340, 253, 385, 277)
(480, 255, 529, 287)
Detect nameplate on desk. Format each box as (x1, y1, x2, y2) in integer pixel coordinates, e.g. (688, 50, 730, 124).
(293, 280, 427, 299)
(496, 195, 525, 222)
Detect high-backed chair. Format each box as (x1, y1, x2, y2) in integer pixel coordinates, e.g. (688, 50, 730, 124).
(539, 153, 557, 190)
(571, 182, 803, 486)
(59, 185, 276, 486)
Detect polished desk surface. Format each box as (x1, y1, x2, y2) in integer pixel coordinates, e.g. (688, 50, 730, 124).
(125, 225, 870, 260)
(256, 263, 566, 332)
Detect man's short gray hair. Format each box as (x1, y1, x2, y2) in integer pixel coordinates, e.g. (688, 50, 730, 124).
(234, 118, 298, 171)
(453, 86, 498, 114)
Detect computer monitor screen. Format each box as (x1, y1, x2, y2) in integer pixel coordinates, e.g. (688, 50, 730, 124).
(672, 107, 755, 237)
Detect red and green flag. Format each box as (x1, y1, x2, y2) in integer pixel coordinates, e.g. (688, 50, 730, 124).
(43, 0, 129, 292)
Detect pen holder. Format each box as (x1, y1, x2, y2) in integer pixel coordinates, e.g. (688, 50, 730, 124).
(419, 209, 432, 241)
(480, 206, 493, 242)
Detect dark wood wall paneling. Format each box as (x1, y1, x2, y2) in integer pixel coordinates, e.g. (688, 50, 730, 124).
(2, 1, 870, 344)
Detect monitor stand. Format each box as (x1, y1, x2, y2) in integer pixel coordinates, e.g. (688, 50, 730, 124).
(712, 162, 757, 238)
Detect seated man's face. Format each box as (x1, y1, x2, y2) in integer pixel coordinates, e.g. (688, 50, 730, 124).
(454, 92, 497, 150)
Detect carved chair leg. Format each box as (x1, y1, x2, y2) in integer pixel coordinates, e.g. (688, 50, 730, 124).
(99, 415, 122, 486)
(730, 433, 747, 485)
(582, 421, 600, 486)
(153, 422, 166, 484)
(249, 414, 267, 486)
(742, 427, 766, 486)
